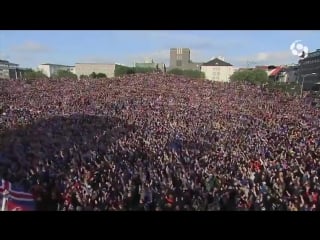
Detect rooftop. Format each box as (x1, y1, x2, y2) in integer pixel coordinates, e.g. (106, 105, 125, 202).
(269, 66, 284, 77)
(202, 58, 233, 67)
(75, 63, 115, 65)
(40, 63, 74, 67)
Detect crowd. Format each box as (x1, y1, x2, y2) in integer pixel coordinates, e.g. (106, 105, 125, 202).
(0, 73, 320, 211)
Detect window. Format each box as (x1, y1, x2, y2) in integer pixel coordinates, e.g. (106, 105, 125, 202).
(176, 60, 182, 66)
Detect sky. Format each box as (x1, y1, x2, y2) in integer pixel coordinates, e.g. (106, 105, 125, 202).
(0, 30, 319, 69)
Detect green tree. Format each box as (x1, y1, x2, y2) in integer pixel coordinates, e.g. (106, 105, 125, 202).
(79, 74, 88, 79)
(230, 70, 249, 82)
(182, 69, 205, 79)
(96, 73, 107, 78)
(24, 69, 47, 80)
(168, 68, 184, 75)
(250, 69, 268, 84)
(230, 69, 268, 84)
(134, 67, 154, 74)
(126, 68, 135, 74)
(115, 65, 135, 77)
(168, 68, 204, 79)
(231, 69, 300, 95)
(89, 72, 97, 78)
(53, 70, 77, 79)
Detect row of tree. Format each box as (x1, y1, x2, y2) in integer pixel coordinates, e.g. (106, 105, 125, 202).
(80, 72, 107, 79)
(230, 69, 300, 95)
(23, 65, 205, 80)
(114, 65, 155, 77)
(23, 69, 108, 80)
(167, 68, 205, 79)
(230, 69, 268, 84)
(23, 69, 47, 79)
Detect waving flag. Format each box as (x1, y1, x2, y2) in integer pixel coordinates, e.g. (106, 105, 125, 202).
(0, 179, 36, 211)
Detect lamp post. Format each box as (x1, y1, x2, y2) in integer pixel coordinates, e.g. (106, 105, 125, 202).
(300, 73, 317, 97)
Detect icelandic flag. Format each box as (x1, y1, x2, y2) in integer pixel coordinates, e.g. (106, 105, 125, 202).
(0, 179, 36, 211)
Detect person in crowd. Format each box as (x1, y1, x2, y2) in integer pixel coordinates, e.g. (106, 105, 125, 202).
(0, 73, 319, 211)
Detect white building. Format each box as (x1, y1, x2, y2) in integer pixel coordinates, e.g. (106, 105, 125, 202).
(38, 63, 75, 77)
(75, 63, 116, 78)
(0, 60, 23, 79)
(201, 58, 235, 82)
(0, 60, 10, 79)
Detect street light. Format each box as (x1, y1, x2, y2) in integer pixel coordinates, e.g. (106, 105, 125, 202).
(300, 73, 317, 97)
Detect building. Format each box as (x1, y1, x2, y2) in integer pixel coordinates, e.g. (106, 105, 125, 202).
(135, 58, 157, 69)
(169, 48, 201, 71)
(201, 58, 235, 82)
(298, 49, 320, 90)
(255, 65, 289, 82)
(134, 58, 165, 72)
(75, 63, 116, 78)
(0, 60, 10, 79)
(0, 60, 25, 79)
(38, 63, 75, 78)
(267, 66, 285, 82)
(277, 64, 299, 83)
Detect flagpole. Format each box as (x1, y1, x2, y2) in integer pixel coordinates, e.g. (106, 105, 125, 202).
(1, 190, 9, 211)
(1, 199, 4, 211)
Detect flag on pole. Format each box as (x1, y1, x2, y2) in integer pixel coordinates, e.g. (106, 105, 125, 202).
(0, 179, 36, 211)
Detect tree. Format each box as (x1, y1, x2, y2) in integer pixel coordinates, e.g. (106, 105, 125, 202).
(96, 73, 107, 78)
(249, 69, 268, 84)
(126, 68, 135, 74)
(53, 70, 77, 79)
(230, 69, 268, 84)
(24, 69, 47, 80)
(79, 75, 88, 79)
(231, 69, 300, 95)
(115, 65, 135, 77)
(182, 69, 205, 79)
(168, 68, 204, 79)
(89, 72, 97, 78)
(168, 68, 184, 75)
(88, 72, 108, 79)
(230, 70, 249, 82)
(134, 67, 154, 74)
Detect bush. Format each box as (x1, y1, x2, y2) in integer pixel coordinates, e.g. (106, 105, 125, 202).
(96, 73, 107, 78)
(115, 65, 135, 77)
(24, 69, 47, 80)
(168, 68, 204, 79)
(134, 67, 154, 74)
(79, 75, 88, 79)
(168, 68, 184, 75)
(53, 70, 77, 79)
(230, 69, 268, 84)
(126, 68, 135, 74)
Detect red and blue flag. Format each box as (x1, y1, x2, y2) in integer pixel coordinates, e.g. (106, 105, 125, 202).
(0, 179, 36, 211)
